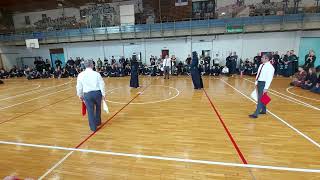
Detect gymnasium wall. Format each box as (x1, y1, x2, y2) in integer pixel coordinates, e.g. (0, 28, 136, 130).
(1, 30, 319, 69)
(13, 8, 81, 30)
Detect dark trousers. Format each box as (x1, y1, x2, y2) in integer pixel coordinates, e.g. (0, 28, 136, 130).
(254, 81, 266, 116)
(164, 66, 170, 79)
(84, 90, 102, 131)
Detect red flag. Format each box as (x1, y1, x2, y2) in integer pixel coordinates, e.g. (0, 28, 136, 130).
(261, 93, 271, 105)
(82, 101, 86, 116)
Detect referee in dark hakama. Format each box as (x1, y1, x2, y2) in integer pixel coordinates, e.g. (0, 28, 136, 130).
(130, 54, 139, 88)
(191, 51, 203, 89)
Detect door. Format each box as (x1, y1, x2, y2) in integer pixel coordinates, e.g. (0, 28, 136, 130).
(50, 48, 65, 68)
(162, 50, 169, 58)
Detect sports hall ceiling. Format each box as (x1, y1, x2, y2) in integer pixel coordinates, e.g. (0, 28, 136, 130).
(0, 0, 115, 12)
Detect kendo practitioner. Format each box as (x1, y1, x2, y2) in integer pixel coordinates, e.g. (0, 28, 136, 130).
(289, 50, 298, 75)
(272, 51, 280, 76)
(185, 54, 192, 74)
(283, 51, 292, 77)
(130, 54, 139, 88)
(191, 51, 203, 89)
(204, 55, 211, 75)
(230, 52, 238, 76)
(226, 53, 232, 76)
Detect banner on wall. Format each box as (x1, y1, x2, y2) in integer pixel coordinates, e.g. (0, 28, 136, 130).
(175, 0, 188, 6)
(192, 0, 215, 19)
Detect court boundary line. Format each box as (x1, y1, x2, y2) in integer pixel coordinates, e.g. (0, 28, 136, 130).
(203, 89, 248, 164)
(0, 140, 319, 173)
(105, 85, 180, 105)
(0, 79, 73, 101)
(220, 79, 320, 149)
(0, 87, 72, 111)
(39, 79, 153, 179)
(243, 78, 320, 111)
(0, 84, 41, 98)
(0, 95, 74, 125)
(286, 86, 320, 102)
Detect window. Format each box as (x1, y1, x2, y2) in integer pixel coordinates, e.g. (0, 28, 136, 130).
(25, 16, 30, 25)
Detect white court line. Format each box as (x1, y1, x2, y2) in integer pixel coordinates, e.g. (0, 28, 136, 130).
(243, 78, 320, 111)
(0, 140, 319, 174)
(0, 84, 41, 98)
(106, 85, 180, 105)
(220, 79, 320, 149)
(0, 87, 72, 111)
(0, 79, 73, 101)
(286, 86, 320, 102)
(38, 151, 74, 180)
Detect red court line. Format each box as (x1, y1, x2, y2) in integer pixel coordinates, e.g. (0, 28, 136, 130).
(0, 95, 74, 125)
(203, 89, 248, 164)
(75, 84, 151, 149)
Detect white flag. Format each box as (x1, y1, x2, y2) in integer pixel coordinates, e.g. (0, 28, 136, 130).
(103, 100, 109, 113)
(250, 89, 258, 102)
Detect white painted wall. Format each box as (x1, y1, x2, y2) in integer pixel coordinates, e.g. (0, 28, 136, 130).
(1, 30, 319, 70)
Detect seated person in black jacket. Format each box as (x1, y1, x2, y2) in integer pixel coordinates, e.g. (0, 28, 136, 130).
(68, 65, 78, 77)
(109, 64, 119, 77)
(251, 64, 258, 76)
(310, 74, 320, 94)
(124, 64, 131, 76)
(41, 69, 51, 78)
(53, 68, 62, 78)
(301, 68, 318, 90)
(9, 66, 18, 77)
(177, 61, 184, 75)
(211, 65, 221, 76)
(17, 68, 25, 77)
(0, 69, 9, 79)
(244, 61, 253, 75)
(61, 68, 69, 78)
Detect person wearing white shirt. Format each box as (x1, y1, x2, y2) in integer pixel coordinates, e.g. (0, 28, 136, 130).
(77, 60, 106, 131)
(249, 53, 275, 119)
(163, 55, 171, 79)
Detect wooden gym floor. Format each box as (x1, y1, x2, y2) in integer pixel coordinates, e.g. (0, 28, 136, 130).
(0, 76, 319, 180)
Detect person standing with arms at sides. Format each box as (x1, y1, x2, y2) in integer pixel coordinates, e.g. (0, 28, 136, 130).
(272, 51, 280, 76)
(171, 55, 177, 75)
(77, 60, 106, 132)
(249, 53, 275, 119)
(289, 50, 298, 75)
(191, 51, 203, 89)
(97, 58, 103, 70)
(185, 54, 192, 75)
(226, 53, 232, 76)
(304, 49, 316, 70)
(130, 54, 139, 88)
(163, 55, 171, 79)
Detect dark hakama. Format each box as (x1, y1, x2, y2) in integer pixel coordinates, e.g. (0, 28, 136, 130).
(191, 52, 203, 89)
(230, 56, 237, 75)
(130, 60, 139, 88)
